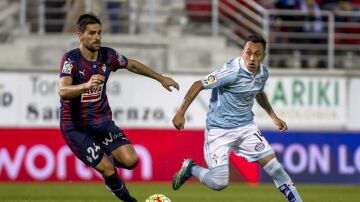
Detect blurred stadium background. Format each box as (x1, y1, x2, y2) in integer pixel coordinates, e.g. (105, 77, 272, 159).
(1, 0, 360, 201)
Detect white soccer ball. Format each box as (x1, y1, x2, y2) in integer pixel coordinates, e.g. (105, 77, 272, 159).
(145, 193, 171, 202)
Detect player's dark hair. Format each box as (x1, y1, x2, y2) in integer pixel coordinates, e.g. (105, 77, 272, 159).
(243, 34, 267, 52)
(76, 12, 101, 33)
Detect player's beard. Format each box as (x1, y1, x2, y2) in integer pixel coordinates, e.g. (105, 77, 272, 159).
(85, 41, 101, 52)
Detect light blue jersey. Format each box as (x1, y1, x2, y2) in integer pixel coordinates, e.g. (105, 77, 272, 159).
(200, 57, 269, 129)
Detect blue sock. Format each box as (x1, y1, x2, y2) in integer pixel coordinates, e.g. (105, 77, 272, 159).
(263, 158, 303, 202)
(104, 173, 136, 202)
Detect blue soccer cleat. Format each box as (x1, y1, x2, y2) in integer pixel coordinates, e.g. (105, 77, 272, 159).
(172, 158, 195, 190)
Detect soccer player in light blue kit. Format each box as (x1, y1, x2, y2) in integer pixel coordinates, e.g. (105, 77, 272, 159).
(172, 34, 303, 202)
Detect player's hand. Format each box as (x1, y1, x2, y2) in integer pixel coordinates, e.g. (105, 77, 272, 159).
(172, 113, 185, 130)
(84, 74, 105, 91)
(160, 76, 179, 92)
(273, 116, 288, 132)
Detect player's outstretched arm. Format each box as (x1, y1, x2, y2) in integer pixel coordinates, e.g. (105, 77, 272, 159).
(126, 59, 179, 92)
(58, 74, 105, 99)
(256, 92, 288, 131)
(173, 80, 204, 130)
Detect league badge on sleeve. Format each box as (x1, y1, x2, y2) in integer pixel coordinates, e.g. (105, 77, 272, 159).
(116, 52, 127, 66)
(202, 73, 217, 85)
(62, 58, 73, 74)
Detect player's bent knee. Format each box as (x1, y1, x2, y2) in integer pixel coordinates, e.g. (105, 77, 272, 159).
(124, 158, 138, 170)
(206, 166, 229, 191)
(118, 154, 138, 169)
(209, 181, 228, 191)
(212, 176, 229, 191)
(112, 153, 138, 169)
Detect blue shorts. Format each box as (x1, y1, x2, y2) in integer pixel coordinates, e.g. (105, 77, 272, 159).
(60, 121, 131, 167)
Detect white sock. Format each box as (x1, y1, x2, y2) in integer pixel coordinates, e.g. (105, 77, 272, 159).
(191, 165, 229, 191)
(263, 158, 303, 202)
(191, 165, 209, 183)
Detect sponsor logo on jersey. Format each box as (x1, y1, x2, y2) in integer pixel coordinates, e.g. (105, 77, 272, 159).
(102, 132, 127, 146)
(203, 74, 217, 85)
(62, 58, 73, 74)
(81, 83, 104, 102)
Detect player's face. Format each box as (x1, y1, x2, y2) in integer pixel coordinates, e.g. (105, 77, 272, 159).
(78, 23, 102, 52)
(242, 41, 265, 74)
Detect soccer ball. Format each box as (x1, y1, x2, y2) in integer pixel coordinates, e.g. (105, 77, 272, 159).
(145, 194, 171, 202)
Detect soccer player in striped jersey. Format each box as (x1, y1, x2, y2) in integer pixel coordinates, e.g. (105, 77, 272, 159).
(172, 34, 303, 202)
(58, 13, 179, 202)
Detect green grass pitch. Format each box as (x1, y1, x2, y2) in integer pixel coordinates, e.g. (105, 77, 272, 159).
(0, 182, 359, 202)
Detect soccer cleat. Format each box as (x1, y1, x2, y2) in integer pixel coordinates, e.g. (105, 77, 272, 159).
(172, 158, 195, 190)
(117, 185, 137, 202)
(128, 197, 137, 202)
(120, 191, 137, 202)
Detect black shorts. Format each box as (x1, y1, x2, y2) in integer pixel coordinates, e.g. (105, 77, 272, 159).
(60, 121, 131, 167)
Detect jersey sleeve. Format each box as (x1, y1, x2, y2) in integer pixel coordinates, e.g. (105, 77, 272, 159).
(59, 53, 77, 78)
(200, 59, 239, 89)
(108, 48, 128, 72)
(259, 65, 269, 92)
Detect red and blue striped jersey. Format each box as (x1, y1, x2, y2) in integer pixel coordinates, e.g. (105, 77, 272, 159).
(59, 47, 128, 126)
